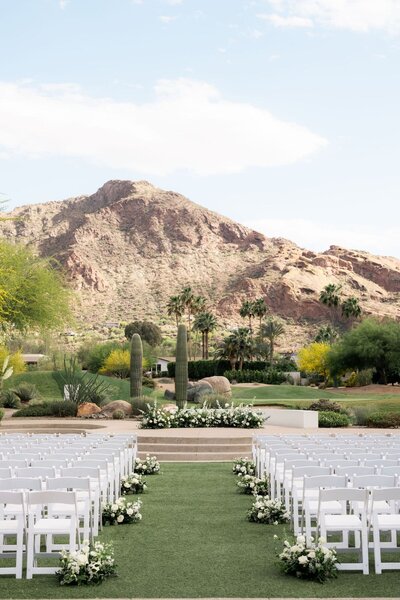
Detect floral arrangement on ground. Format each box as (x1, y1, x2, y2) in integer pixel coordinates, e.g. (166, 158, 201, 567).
(121, 472, 147, 494)
(140, 403, 265, 429)
(57, 541, 116, 585)
(247, 495, 290, 524)
(134, 455, 160, 474)
(278, 535, 338, 583)
(237, 474, 269, 495)
(232, 457, 255, 476)
(102, 497, 142, 525)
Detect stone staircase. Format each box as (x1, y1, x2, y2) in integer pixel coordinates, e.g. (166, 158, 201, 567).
(137, 435, 252, 462)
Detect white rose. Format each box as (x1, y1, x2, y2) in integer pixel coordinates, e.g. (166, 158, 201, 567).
(296, 535, 306, 544)
(111, 504, 118, 512)
(308, 551, 316, 559)
(127, 508, 134, 516)
(298, 555, 308, 565)
(117, 514, 124, 523)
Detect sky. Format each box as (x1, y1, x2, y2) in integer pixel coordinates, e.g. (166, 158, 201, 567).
(0, 0, 399, 258)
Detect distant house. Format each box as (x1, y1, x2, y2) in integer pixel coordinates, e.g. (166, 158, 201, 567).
(156, 357, 174, 373)
(21, 354, 47, 366)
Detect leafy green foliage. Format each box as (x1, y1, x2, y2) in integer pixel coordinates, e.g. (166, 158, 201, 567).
(60, 357, 111, 404)
(345, 369, 374, 387)
(224, 369, 286, 384)
(13, 400, 77, 417)
(124, 321, 162, 347)
(11, 383, 39, 403)
(365, 412, 400, 428)
(0, 389, 21, 408)
(318, 411, 351, 427)
(308, 398, 343, 413)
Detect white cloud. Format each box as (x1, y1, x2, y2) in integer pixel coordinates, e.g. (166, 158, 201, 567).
(258, 13, 313, 28)
(59, 0, 69, 9)
(260, 0, 400, 34)
(159, 15, 177, 23)
(0, 78, 326, 176)
(245, 217, 400, 258)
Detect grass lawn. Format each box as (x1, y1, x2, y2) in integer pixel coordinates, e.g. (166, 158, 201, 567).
(0, 463, 398, 598)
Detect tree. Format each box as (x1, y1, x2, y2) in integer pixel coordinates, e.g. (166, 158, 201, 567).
(319, 283, 342, 325)
(239, 300, 256, 332)
(99, 349, 131, 379)
(315, 325, 339, 345)
(253, 298, 268, 335)
(193, 311, 217, 359)
(327, 318, 400, 384)
(215, 328, 254, 370)
(0, 347, 26, 374)
(297, 342, 331, 381)
(0, 240, 72, 332)
(124, 321, 162, 347)
(341, 296, 362, 320)
(260, 318, 285, 363)
(166, 295, 184, 327)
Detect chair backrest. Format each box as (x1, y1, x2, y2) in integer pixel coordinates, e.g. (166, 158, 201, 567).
(0, 459, 27, 468)
(60, 466, 101, 479)
(303, 474, 347, 491)
(46, 476, 90, 492)
(380, 466, 400, 476)
(292, 466, 330, 479)
(325, 459, 359, 469)
(0, 467, 12, 478)
(372, 487, 400, 502)
(31, 459, 70, 468)
(27, 490, 77, 507)
(0, 490, 25, 508)
(319, 486, 368, 503)
(15, 466, 56, 479)
(363, 459, 399, 468)
(0, 477, 41, 491)
(351, 474, 396, 489)
(334, 465, 375, 476)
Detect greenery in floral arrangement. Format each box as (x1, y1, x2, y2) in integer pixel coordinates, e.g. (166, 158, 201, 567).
(57, 541, 116, 585)
(134, 455, 160, 475)
(237, 474, 269, 495)
(121, 473, 147, 494)
(140, 403, 265, 429)
(102, 497, 142, 525)
(247, 495, 290, 524)
(278, 535, 338, 583)
(232, 457, 255, 476)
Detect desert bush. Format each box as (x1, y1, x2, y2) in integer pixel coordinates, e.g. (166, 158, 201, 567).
(202, 394, 229, 409)
(83, 341, 129, 373)
(99, 349, 130, 379)
(0, 408, 4, 421)
(345, 369, 374, 387)
(13, 400, 77, 418)
(130, 396, 154, 416)
(142, 377, 157, 389)
(318, 411, 351, 428)
(308, 399, 343, 413)
(11, 383, 39, 403)
(0, 389, 21, 409)
(0, 347, 26, 375)
(365, 412, 400, 428)
(60, 357, 111, 405)
(112, 409, 125, 420)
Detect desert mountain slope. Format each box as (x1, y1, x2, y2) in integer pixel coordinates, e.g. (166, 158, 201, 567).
(1, 180, 399, 348)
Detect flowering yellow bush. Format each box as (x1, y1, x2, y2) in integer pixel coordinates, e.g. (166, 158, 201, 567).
(297, 342, 330, 379)
(99, 349, 149, 378)
(0, 346, 26, 374)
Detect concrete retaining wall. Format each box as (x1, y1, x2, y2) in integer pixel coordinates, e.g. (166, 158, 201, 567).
(262, 408, 318, 429)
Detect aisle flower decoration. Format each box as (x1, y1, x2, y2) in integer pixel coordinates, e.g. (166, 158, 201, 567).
(232, 457, 256, 476)
(57, 541, 116, 585)
(247, 495, 290, 524)
(237, 474, 269, 495)
(121, 472, 147, 494)
(134, 455, 160, 475)
(102, 497, 142, 525)
(278, 535, 338, 583)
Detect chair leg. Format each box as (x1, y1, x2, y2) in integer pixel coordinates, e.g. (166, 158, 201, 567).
(26, 531, 35, 579)
(373, 522, 382, 575)
(361, 527, 369, 575)
(16, 528, 23, 580)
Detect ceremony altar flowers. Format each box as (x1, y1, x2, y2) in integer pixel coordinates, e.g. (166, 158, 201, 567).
(232, 457, 256, 476)
(134, 455, 160, 475)
(57, 541, 116, 585)
(140, 403, 265, 429)
(278, 535, 338, 583)
(102, 497, 142, 525)
(237, 474, 269, 495)
(121, 472, 147, 494)
(247, 495, 290, 524)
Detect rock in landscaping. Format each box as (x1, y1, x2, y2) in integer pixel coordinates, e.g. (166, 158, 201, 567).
(187, 382, 214, 403)
(100, 400, 132, 418)
(199, 376, 232, 398)
(77, 402, 102, 417)
(164, 389, 176, 400)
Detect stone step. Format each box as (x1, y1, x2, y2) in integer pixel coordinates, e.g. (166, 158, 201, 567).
(137, 450, 243, 462)
(139, 442, 251, 453)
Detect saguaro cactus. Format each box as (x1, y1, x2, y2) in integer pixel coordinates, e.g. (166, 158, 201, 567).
(175, 323, 188, 409)
(130, 333, 143, 399)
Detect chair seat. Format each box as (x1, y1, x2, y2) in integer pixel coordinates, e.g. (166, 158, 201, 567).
(308, 500, 342, 512)
(324, 514, 362, 529)
(376, 514, 400, 528)
(33, 518, 75, 534)
(0, 520, 20, 533)
(50, 501, 87, 513)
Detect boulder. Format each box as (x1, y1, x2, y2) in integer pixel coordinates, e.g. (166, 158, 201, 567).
(199, 376, 231, 398)
(164, 389, 176, 400)
(187, 382, 214, 404)
(77, 402, 101, 417)
(100, 400, 132, 418)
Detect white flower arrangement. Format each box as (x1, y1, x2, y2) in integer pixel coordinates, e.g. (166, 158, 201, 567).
(57, 540, 116, 585)
(134, 455, 160, 475)
(121, 472, 147, 494)
(237, 474, 269, 496)
(232, 457, 256, 476)
(278, 535, 338, 583)
(247, 495, 290, 524)
(140, 402, 265, 429)
(102, 497, 142, 526)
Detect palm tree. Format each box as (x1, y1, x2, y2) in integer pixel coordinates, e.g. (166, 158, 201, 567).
(261, 318, 285, 364)
(193, 312, 217, 359)
(319, 283, 343, 325)
(341, 296, 362, 320)
(239, 300, 256, 332)
(215, 328, 254, 371)
(315, 325, 339, 344)
(214, 336, 238, 371)
(166, 295, 184, 327)
(253, 298, 268, 336)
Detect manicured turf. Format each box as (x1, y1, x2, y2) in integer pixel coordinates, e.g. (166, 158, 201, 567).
(0, 462, 398, 598)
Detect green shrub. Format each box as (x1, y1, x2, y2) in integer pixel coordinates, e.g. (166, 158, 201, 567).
(13, 400, 77, 418)
(142, 377, 157, 389)
(345, 369, 374, 387)
(130, 396, 154, 417)
(13, 403, 50, 417)
(308, 399, 343, 413)
(202, 394, 229, 409)
(112, 409, 125, 420)
(318, 411, 351, 428)
(82, 341, 130, 373)
(224, 369, 286, 385)
(351, 406, 374, 426)
(167, 360, 269, 379)
(11, 383, 39, 403)
(365, 412, 400, 428)
(0, 408, 4, 421)
(0, 389, 21, 408)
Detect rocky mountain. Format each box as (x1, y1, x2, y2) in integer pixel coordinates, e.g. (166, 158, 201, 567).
(1, 180, 399, 349)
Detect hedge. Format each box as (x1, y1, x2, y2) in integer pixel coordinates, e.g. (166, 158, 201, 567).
(167, 360, 269, 379)
(223, 369, 286, 384)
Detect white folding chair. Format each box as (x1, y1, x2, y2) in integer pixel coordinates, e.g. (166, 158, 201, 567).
(0, 491, 25, 579)
(14, 466, 56, 482)
(0, 467, 12, 479)
(290, 466, 330, 535)
(60, 466, 102, 535)
(302, 475, 347, 540)
(372, 487, 400, 574)
(26, 490, 79, 578)
(46, 477, 92, 543)
(318, 487, 369, 574)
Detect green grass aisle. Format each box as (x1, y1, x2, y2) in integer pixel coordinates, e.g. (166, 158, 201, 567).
(0, 463, 399, 597)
